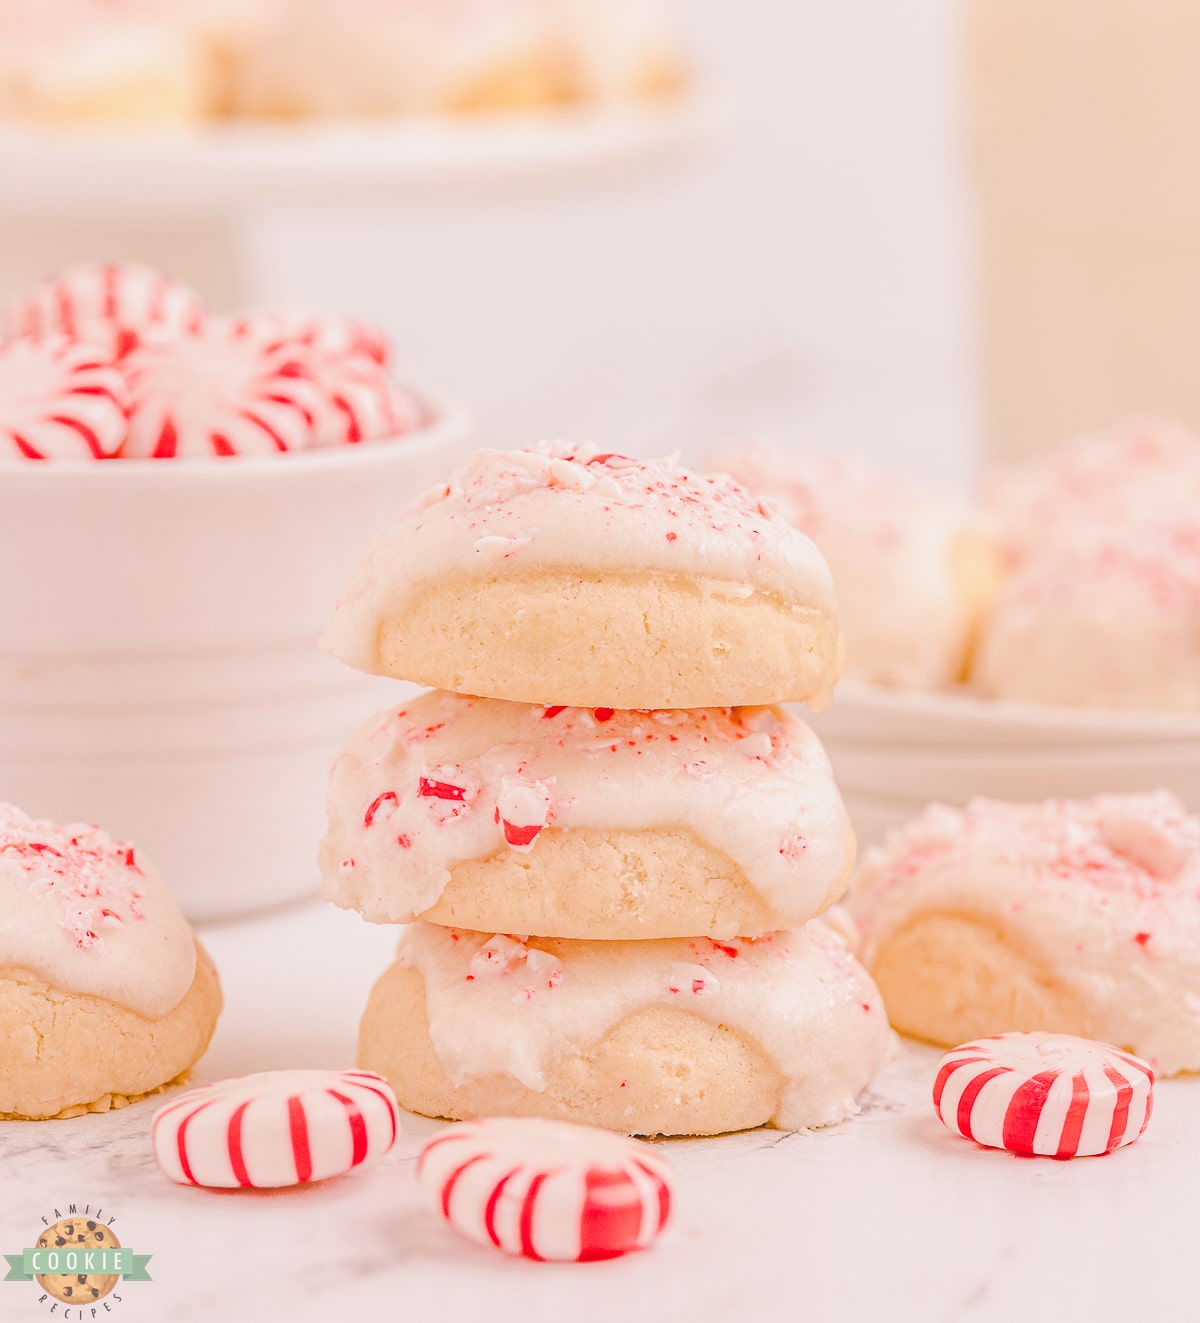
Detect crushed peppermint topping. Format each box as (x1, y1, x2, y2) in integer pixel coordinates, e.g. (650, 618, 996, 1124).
(0, 803, 145, 949)
(465, 933, 564, 1001)
(668, 962, 720, 996)
(859, 790, 1200, 921)
(473, 533, 534, 561)
(413, 442, 798, 543)
(496, 775, 552, 852)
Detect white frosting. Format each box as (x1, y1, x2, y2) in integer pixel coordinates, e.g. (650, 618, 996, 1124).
(713, 445, 974, 689)
(0, 803, 196, 1018)
(399, 920, 889, 1131)
(323, 444, 837, 673)
(982, 417, 1200, 568)
(972, 520, 1200, 709)
(851, 790, 1200, 1074)
(323, 691, 850, 932)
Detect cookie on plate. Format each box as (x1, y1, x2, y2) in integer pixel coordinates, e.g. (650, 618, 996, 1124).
(850, 790, 1200, 1074)
(322, 691, 854, 938)
(981, 417, 1200, 569)
(323, 444, 843, 710)
(713, 445, 998, 690)
(971, 520, 1200, 710)
(358, 920, 889, 1136)
(0, 803, 222, 1119)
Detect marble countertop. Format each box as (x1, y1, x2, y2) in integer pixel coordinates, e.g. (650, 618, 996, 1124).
(3, 898, 1192, 1323)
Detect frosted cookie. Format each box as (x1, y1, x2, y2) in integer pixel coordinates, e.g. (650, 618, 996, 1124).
(234, 0, 564, 118)
(714, 445, 998, 689)
(358, 921, 890, 1136)
(549, 0, 686, 101)
(850, 791, 1200, 1074)
(0, 804, 222, 1119)
(971, 520, 1200, 709)
(323, 445, 842, 709)
(982, 417, 1200, 568)
(0, 5, 206, 127)
(322, 692, 853, 938)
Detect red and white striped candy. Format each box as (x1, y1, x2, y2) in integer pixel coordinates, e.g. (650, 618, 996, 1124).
(226, 306, 391, 367)
(933, 1032, 1154, 1158)
(151, 1069, 399, 1188)
(5, 261, 205, 359)
(306, 352, 429, 448)
(0, 336, 129, 460)
(121, 326, 322, 458)
(419, 1117, 673, 1262)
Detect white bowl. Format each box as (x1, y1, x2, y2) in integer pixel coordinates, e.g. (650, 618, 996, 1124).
(806, 681, 1200, 848)
(0, 412, 471, 921)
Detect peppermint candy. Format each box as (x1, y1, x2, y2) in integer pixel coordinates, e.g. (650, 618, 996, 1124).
(0, 337, 129, 460)
(933, 1032, 1154, 1158)
(152, 1069, 399, 1188)
(306, 352, 428, 448)
(226, 306, 391, 366)
(419, 1117, 673, 1262)
(5, 261, 204, 358)
(121, 326, 321, 458)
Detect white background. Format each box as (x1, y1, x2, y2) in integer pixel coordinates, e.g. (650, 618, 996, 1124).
(1, 0, 979, 488)
(251, 0, 978, 485)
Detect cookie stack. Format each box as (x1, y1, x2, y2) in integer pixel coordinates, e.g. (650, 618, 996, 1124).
(319, 444, 890, 1135)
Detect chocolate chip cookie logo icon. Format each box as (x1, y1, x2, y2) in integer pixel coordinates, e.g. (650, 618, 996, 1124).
(4, 1205, 151, 1316)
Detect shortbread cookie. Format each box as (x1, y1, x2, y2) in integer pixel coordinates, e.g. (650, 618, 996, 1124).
(851, 791, 1200, 1074)
(0, 803, 222, 1119)
(323, 692, 853, 938)
(323, 445, 842, 709)
(971, 520, 1200, 709)
(714, 445, 999, 689)
(358, 921, 889, 1136)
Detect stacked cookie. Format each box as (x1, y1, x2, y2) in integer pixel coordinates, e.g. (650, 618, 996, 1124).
(319, 444, 890, 1136)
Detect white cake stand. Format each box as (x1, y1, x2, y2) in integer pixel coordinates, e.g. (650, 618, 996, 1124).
(0, 99, 713, 306)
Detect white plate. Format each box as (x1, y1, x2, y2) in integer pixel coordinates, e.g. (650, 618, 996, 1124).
(0, 97, 713, 216)
(809, 678, 1200, 749)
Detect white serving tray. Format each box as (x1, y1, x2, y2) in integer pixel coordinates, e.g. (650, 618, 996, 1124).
(810, 678, 1200, 749)
(0, 97, 713, 216)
